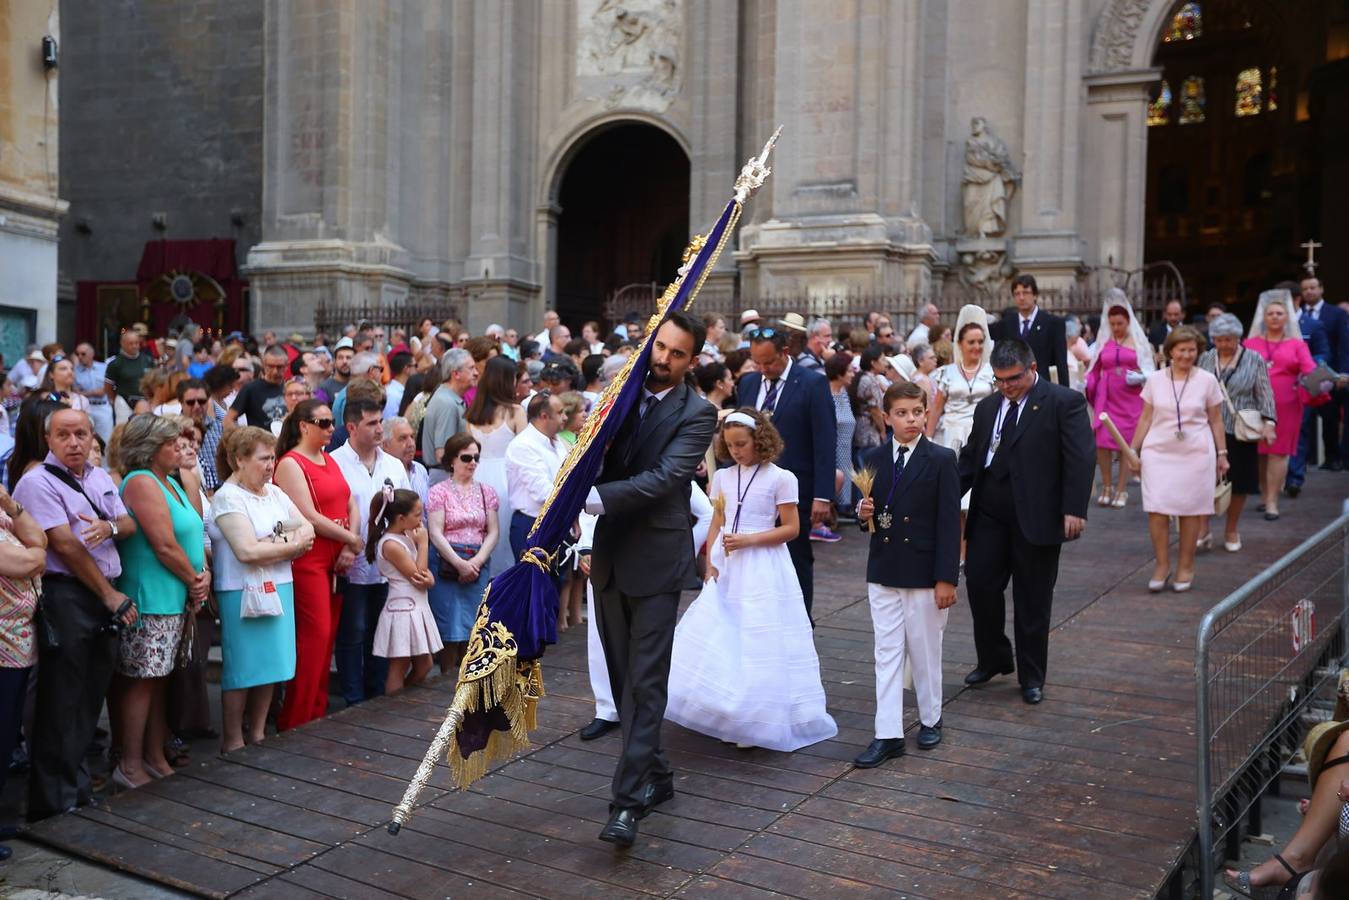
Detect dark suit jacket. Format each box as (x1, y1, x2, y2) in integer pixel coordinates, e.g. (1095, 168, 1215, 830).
(735, 363, 837, 504)
(859, 438, 961, 589)
(992, 309, 1070, 386)
(957, 376, 1094, 546)
(1147, 320, 1172, 349)
(1302, 304, 1348, 370)
(591, 382, 717, 598)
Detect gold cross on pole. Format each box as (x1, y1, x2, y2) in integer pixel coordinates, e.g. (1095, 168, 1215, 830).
(1301, 239, 1323, 275)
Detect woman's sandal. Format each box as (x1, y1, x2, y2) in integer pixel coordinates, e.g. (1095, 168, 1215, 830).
(1097, 491, 1113, 507)
(1223, 852, 1306, 899)
(1112, 490, 1128, 509)
(164, 737, 191, 768)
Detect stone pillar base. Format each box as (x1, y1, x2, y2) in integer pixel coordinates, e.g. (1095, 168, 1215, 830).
(455, 279, 540, 335)
(243, 240, 416, 336)
(1010, 231, 1088, 290)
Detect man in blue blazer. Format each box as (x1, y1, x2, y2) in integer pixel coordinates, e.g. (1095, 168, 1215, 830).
(1299, 276, 1348, 472)
(1286, 279, 1340, 492)
(735, 327, 837, 618)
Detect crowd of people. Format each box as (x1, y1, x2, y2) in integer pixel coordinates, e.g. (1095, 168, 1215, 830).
(0, 269, 1342, 863)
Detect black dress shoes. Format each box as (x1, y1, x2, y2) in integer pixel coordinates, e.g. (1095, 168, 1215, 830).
(964, 664, 1014, 686)
(598, 807, 639, 847)
(853, 738, 905, 768)
(639, 778, 675, 817)
(917, 721, 942, 750)
(579, 718, 620, 741)
(1022, 686, 1044, 704)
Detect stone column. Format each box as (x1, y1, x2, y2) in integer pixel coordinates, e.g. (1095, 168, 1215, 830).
(1081, 69, 1159, 274)
(245, 0, 415, 335)
(1013, 0, 1087, 286)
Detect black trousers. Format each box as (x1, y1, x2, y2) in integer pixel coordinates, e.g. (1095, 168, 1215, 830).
(0, 666, 31, 820)
(785, 500, 814, 619)
(28, 576, 119, 821)
(594, 585, 678, 810)
(965, 476, 1062, 690)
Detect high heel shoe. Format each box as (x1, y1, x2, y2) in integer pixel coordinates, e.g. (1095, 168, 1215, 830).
(1111, 490, 1128, 509)
(1223, 852, 1306, 899)
(1172, 581, 1192, 593)
(110, 765, 140, 791)
(1097, 491, 1113, 507)
(1148, 576, 1169, 592)
(1224, 535, 1242, 552)
(1196, 533, 1213, 552)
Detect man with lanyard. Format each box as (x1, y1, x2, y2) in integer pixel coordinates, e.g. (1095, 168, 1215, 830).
(331, 398, 409, 705)
(72, 343, 112, 444)
(13, 408, 137, 820)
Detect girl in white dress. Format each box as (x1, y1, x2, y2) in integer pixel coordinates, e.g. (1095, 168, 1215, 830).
(666, 409, 837, 752)
(367, 485, 442, 694)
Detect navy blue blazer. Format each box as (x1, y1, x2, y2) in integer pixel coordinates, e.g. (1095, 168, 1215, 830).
(735, 362, 837, 505)
(859, 437, 961, 589)
(1301, 304, 1349, 371)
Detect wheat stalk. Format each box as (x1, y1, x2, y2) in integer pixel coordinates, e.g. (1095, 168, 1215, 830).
(850, 467, 877, 533)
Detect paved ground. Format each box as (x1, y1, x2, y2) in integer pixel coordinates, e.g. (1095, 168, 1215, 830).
(10, 468, 1349, 899)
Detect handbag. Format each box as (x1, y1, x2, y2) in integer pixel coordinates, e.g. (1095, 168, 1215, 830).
(1214, 477, 1232, 517)
(240, 567, 284, 618)
(1216, 357, 1264, 442)
(436, 485, 488, 581)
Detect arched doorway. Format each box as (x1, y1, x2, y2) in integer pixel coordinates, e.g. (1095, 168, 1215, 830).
(1142, 0, 1332, 319)
(554, 123, 690, 329)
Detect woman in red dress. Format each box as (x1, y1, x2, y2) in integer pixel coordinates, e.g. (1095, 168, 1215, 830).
(1243, 289, 1315, 521)
(272, 399, 362, 729)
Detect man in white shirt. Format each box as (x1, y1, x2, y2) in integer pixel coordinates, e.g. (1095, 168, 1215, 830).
(504, 392, 567, 571)
(331, 398, 410, 706)
(532, 309, 561, 350)
(383, 351, 414, 419)
(72, 343, 113, 443)
(907, 304, 941, 349)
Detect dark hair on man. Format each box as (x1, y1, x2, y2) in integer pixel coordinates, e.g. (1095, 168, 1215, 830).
(175, 378, 207, 402)
(434, 332, 454, 351)
(519, 339, 541, 360)
(563, 338, 587, 358)
(1011, 274, 1039, 295)
(343, 397, 382, 426)
(883, 380, 927, 413)
(989, 337, 1035, 371)
(581, 353, 604, 385)
(526, 391, 555, 422)
(202, 363, 239, 394)
(1205, 301, 1228, 315)
(194, 339, 212, 354)
(662, 309, 707, 354)
(388, 351, 414, 377)
(603, 333, 625, 354)
(1275, 279, 1302, 299)
(747, 326, 787, 351)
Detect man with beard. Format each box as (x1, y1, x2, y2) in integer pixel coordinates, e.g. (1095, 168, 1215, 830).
(317, 338, 354, 404)
(584, 311, 716, 848)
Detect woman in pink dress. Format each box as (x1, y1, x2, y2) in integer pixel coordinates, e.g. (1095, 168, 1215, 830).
(1243, 289, 1315, 521)
(1128, 327, 1229, 593)
(1085, 290, 1153, 508)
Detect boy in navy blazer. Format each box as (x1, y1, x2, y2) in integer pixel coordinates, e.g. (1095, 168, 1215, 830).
(853, 381, 961, 768)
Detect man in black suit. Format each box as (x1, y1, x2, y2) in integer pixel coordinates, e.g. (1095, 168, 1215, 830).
(991, 274, 1070, 386)
(1147, 299, 1185, 350)
(587, 311, 716, 848)
(735, 328, 837, 617)
(957, 337, 1094, 704)
(1299, 275, 1349, 471)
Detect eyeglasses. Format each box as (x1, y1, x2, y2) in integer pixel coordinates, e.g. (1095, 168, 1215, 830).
(305, 417, 335, 429)
(181, 397, 208, 407)
(458, 453, 480, 463)
(992, 370, 1029, 385)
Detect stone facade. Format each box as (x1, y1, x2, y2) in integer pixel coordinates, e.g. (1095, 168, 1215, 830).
(0, 0, 67, 351)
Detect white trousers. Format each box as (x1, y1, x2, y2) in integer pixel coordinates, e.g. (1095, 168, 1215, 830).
(868, 583, 947, 738)
(586, 582, 617, 721)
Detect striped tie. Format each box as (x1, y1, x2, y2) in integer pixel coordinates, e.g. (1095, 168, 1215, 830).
(762, 379, 781, 413)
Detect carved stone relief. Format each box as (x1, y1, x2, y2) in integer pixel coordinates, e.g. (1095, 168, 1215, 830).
(576, 0, 682, 111)
(1089, 0, 1155, 74)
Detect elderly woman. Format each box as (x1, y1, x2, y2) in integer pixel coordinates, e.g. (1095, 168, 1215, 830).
(272, 399, 360, 730)
(1198, 313, 1276, 552)
(1128, 327, 1229, 593)
(1244, 289, 1316, 519)
(426, 432, 499, 673)
(1085, 291, 1153, 509)
(111, 415, 209, 788)
(852, 345, 891, 453)
(0, 484, 46, 858)
(207, 427, 314, 752)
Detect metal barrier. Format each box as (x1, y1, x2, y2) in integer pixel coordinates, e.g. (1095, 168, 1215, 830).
(1195, 502, 1349, 899)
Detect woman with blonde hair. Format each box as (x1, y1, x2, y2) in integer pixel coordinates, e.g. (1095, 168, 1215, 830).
(1085, 289, 1153, 508)
(1244, 289, 1316, 520)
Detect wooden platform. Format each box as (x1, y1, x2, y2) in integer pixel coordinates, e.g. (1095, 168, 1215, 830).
(25, 472, 1349, 899)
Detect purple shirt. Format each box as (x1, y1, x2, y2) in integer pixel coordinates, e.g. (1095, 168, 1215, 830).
(14, 452, 127, 578)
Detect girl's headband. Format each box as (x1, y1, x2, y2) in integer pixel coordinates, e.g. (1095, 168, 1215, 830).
(724, 411, 758, 430)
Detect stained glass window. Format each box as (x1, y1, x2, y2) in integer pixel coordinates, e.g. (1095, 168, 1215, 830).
(1178, 76, 1206, 124)
(1163, 2, 1202, 42)
(1234, 68, 1263, 116)
(1267, 67, 1278, 111)
(1148, 80, 1173, 126)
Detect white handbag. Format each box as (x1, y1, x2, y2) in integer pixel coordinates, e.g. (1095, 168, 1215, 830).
(1217, 376, 1264, 443)
(240, 568, 283, 618)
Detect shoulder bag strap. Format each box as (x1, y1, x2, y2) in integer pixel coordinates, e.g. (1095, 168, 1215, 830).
(41, 463, 109, 521)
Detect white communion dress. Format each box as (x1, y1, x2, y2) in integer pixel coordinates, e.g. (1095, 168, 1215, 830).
(665, 462, 837, 751)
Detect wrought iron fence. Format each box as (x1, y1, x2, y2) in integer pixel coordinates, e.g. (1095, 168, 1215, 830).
(1194, 503, 1349, 899)
(313, 298, 465, 343)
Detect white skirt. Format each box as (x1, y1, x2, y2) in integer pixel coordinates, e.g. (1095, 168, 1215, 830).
(665, 538, 837, 751)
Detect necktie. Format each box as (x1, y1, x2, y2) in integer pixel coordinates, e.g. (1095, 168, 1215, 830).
(1020, 318, 1031, 338)
(894, 444, 908, 476)
(639, 394, 658, 419)
(762, 379, 781, 413)
(998, 399, 1020, 449)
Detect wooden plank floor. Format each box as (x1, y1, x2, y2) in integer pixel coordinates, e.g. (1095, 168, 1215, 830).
(25, 471, 1349, 899)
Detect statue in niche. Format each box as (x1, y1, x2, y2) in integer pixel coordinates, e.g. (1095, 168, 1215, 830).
(961, 117, 1021, 239)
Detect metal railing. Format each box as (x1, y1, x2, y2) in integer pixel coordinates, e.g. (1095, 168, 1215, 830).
(1195, 502, 1349, 898)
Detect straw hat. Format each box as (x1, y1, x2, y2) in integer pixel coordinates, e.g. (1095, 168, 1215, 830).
(739, 309, 761, 327)
(779, 313, 808, 334)
(1303, 670, 1349, 789)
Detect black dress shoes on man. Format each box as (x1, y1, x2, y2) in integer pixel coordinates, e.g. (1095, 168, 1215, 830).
(1022, 686, 1044, 704)
(579, 718, 620, 741)
(639, 778, 675, 817)
(964, 664, 1014, 686)
(917, 722, 942, 750)
(853, 738, 906, 768)
(598, 807, 639, 847)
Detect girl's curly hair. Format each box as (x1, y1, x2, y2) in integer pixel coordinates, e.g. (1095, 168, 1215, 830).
(713, 406, 784, 463)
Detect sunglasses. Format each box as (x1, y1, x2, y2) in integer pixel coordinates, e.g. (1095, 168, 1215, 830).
(181, 397, 208, 407)
(458, 453, 480, 463)
(305, 417, 335, 429)
(745, 327, 778, 340)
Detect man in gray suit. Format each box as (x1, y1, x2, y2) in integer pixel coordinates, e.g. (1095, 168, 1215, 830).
(585, 310, 716, 848)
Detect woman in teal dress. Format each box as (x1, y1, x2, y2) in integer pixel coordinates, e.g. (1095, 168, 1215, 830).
(113, 415, 210, 789)
(206, 427, 314, 753)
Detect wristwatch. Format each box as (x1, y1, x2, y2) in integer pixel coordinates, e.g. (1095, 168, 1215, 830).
(7, 502, 23, 518)
(108, 519, 119, 538)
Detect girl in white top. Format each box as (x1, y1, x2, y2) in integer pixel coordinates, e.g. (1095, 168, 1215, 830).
(367, 485, 441, 694)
